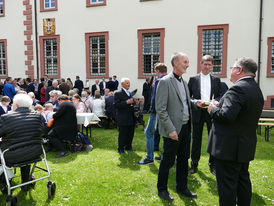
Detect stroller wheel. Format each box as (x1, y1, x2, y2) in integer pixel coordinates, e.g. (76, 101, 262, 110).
(6, 195, 17, 206)
(47, 181, 56, 197)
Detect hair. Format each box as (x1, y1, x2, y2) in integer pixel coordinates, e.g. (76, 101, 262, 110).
(6, 77, 12, 82)
(52, 80, 58, 85)
(94, 92, 101, 99)
(56, 90, 62, 97)
(1, 96, 11, 103)
(28, 92, 35, 98)
(34, 104, 43, 111)
(72, 94, 82, 101)
(73, 88, 79, 93)
(104, 88, 110, 93)
(68, 90, 76, 97)
(81, 90, 87, 97)
(58, 94, 69, 101)
(201, 55, 213, 63)
(61, 78, 65, 83)
(170, 52, 187, 67)
(108, 91, 114, 96)
(49, 90, 58, 97)
(26, 77, 31, 83)
(40, 77, 45, 82)
(44, 103, 53, 110)
(76, 76, 80, 79)
(121, 77, 130, 84)
(113, 75, 117, 78)
(154, 63, 167, 73)
(109, 77, 112, 81)
(17, 90, 27, 94)
(13, 94, 33, 108)
(86, 90, 91, 95)
(235, 57, 257, 75)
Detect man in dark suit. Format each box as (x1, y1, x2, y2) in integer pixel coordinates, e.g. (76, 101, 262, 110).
(207, 57, 264, 206)
(91, 79, 100, 97)
(188, 55, 223, 175)
(25, 78, 34, 93)
(106, 77, 116, 92)
(99, 78, 106, 96)
(114, 78, 135, 154)
(113, 75, 119, 90)
(142, 77, 153, 112)
(74, 76, 84, 95)
(48, 94, 78, 158)
(156, 53, 202, 201)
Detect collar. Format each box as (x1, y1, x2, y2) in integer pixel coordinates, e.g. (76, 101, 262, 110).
(173, 72, 182, 82)
(200, 73, 210, 78)
(235, 76, 254, 84)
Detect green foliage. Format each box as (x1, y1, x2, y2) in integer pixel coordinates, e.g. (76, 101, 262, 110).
(0, 115, 273, 205)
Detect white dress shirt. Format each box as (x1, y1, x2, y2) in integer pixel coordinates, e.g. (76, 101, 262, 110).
(200, 73, 211, 101)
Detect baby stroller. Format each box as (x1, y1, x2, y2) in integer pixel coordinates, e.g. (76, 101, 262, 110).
(0, 139, 55, 206)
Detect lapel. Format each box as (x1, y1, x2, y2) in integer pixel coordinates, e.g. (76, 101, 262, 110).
(169, 73, 184, 104)
(197, 74, 201, 99)
(121, 88, 130, 99)
(210, 74, 214, 99)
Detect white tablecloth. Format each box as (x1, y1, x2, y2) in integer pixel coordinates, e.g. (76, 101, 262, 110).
(76, 113, 100, 127)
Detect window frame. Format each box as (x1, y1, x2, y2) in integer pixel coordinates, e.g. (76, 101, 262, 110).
(137, 28, 165, 79)
(40, 0, 58, 12)
(86, 0, 106, 7)
(0, 39, 8, 78)
(0, 0, 5, 17)
(39, 35, 60, 79)
(85, 31, 109, 79)
(197, 24, 229, 78)
(267, 37, 274, 77)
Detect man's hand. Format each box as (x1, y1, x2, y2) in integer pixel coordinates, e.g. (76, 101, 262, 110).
(126, 98, 134, 104)
(169, 131, 179, 141)
(207, 104, 216, 113)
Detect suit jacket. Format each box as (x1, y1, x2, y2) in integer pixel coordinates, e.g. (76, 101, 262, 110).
(114, 89, 135, 126)
(155, 72, 194, 137)
(188, 74, 223, 123)
(207, 78, 264, 162)
(0, 105, 11, 116)
(106, 80, 116, 91)
(99, 81, 106, 95)
(91, 84, 100, 96)
(74, 79, 84, 93)
(52, 101, 77, 141)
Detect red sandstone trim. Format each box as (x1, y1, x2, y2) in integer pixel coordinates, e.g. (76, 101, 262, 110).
(85, 31, 109, 79)
(0, 39, 8, 78)
(40, 0, 58, 12)
(39, 35, 61, 79)
(86, 0, 106, 7)
(267, 37, 274, 77)
(264, 95, 274, 109)
(137, 28, 165, 79)
(197, 24, 229, 78)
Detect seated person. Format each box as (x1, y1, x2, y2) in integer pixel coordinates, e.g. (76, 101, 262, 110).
(34, 104, 46, 123)
(0, 96, 11, 116)
(91, 90, 105, 117)
(47, 95, 77, 158)
(28, 92, 40, 106)
(72, 94, 87, 113)
(46, 90, 60, 111)
(105, 91, 116, 121)
(81, 90, 92, 113)
(44, 103, 54, 123)
(0, 94, 44, 191)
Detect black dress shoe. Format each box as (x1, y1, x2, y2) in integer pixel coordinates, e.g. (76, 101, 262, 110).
(56, 151, 68, 158)
(189, 166, 198, 174)
(155, 156, 161, 161)
(158, 190, 174, 202)
(118, 149, 125, 154)
(177, 188, 197, 198)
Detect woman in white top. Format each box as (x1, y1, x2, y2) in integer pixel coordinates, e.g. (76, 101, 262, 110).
(91, 91, 105, 117)
(72, 94, 87, 113)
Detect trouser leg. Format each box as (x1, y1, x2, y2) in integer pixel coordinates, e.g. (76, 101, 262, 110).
(237, 162, 252, 206)
(190, 122, 204, 167)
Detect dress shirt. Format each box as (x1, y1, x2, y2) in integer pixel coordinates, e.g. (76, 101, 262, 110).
(122, 88, 131, 97)
(200, 73, 211, 101)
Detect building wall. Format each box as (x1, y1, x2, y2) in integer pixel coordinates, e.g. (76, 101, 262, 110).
(0, 0, 273, 103)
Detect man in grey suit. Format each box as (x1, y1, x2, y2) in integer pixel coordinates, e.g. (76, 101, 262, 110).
(156, 53, 202, 201)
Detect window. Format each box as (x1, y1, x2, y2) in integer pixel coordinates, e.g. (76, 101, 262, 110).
(0, 0, 5, 17)
(86, 0, 106, 7)
(138, 28, 165, 78)
(39, 35, 60, 78)
(40, 0, 58, 12)
(267, 37, 274, 77)
(0, 40, 7, 77)
(85, 32, 109, 78)
(198, 24, 229, 77)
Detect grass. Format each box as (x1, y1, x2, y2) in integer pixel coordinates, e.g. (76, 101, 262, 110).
(0, 114, 273, 205)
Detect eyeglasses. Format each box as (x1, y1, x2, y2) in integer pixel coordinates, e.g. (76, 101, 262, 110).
(50, 95, 55, 98)
(230, 66, 241, 70)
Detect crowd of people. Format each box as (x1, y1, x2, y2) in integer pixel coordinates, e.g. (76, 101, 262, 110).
(0, 53, 264, 205)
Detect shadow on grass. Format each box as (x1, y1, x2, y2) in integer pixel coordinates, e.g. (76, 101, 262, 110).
(47, 152, 77, 164)
(118, 152, 142, 171)
(251, 193, 267, 205)
(196, 170, 218, 196)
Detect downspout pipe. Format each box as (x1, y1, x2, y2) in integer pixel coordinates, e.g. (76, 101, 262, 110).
(257, 0, 263, 87)
(34, 0, 40, 79)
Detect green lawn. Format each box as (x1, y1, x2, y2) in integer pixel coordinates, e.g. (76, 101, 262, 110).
(0, 114, 273, 205)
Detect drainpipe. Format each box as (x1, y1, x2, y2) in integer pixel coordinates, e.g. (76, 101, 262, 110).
(257, 0, 263, 87)
(34, 0, 40, 79)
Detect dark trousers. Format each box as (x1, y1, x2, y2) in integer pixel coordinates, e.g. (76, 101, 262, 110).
(48, 129, 66, 152)
(154, 127, 160, 151)
(157, 123, 191, 192)
(191, 110, 214, 167)
(118, 125, 135, 151)
(21, 165, 31, 183)
(215, 159, 251, 206)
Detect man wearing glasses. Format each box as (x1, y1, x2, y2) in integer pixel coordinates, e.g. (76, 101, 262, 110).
(207, 57, 264, 206)
(47, 90, 60, 111)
